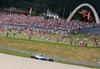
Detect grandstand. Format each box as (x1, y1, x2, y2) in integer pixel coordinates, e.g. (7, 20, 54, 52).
(0, 14, 99, 34)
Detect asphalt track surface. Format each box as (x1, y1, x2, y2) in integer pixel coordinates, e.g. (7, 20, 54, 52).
(0, 45, 100, 68)
(0, 53, 94, 69)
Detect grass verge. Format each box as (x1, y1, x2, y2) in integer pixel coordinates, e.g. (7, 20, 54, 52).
(0, 49, 99, 68)
(0, 49, 29, 58)
(0, 36, 100, 63)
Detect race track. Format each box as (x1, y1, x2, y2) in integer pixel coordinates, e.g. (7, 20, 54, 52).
(0, 53, 93, 69)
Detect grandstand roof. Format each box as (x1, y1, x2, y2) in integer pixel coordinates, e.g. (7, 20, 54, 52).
(2, 7, 26, 14)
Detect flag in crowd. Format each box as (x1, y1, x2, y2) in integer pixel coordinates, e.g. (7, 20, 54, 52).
(29, 7, 32, 15)
(87, 12, 90, 19)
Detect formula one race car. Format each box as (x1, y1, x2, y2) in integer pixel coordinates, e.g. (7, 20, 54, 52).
(30, 53, 54, 62)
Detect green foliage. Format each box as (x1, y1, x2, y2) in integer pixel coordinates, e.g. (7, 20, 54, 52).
(0, 0, 100, 18)
(32, 12, 40, 16)
(43, 15, 49, 19)
(25, 10, 29, 15)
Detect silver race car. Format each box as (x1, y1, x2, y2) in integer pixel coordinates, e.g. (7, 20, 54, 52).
(30, 53, 54, 62)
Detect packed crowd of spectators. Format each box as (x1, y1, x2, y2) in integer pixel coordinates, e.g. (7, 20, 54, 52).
(0, 13, 99, 31)
(0, 13, 100, 46)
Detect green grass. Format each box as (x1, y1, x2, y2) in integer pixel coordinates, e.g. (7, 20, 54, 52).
(0, 31, 95, 46)
(0, 49, 99, 68)
(0, 36, 100, 63)
(56, 60, 100, 68)
(0, 49, 29, 57)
